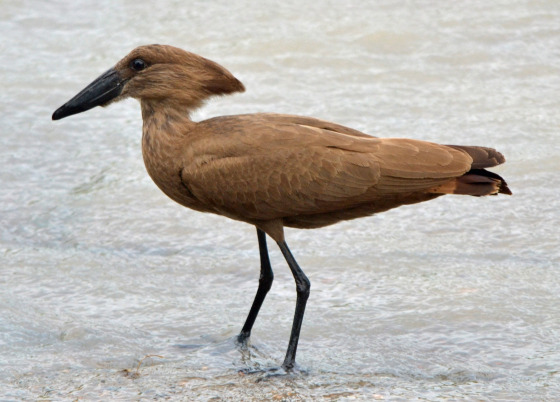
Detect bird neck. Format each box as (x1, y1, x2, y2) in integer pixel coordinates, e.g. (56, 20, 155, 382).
(140, 99, 197, 137)
(140, 99, 193, 193)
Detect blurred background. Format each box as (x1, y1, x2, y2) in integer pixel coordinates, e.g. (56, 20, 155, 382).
(1, 0, 558, 399)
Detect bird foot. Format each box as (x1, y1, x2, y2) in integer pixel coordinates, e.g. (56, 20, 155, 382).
(236, 333, 250, 348)
(238, 365, 308, 381)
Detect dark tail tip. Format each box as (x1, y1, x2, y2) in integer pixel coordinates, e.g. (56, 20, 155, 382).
(470, 169, 512, 195)
(462, 169, 512, 196)
(429, 168, 512, 196)
(498, 180, 512, 195)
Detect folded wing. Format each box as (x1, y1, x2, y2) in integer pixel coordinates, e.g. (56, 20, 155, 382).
(181, 114, 506, 224)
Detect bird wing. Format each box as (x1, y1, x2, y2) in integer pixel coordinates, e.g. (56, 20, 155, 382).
(181, 114, 473, 221)
(245, 113, 376, 138)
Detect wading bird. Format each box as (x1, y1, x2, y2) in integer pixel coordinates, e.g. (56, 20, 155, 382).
(52, 44, 511, 371)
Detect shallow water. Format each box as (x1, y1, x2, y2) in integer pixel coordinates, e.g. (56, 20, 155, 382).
(1, 0, 559, 400)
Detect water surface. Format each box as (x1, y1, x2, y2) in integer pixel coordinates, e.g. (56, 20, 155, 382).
(1, 0, 559, 399)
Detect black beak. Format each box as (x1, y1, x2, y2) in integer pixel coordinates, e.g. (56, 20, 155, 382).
(52, 67, 127, 120)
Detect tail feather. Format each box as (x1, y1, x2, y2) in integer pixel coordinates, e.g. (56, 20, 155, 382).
(429, 168, 512, 196)
(446, 145, 506, 169)
(427, 144, 512, 196)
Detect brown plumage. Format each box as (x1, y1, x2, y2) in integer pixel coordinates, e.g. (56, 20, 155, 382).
(52, 44, 511, 371)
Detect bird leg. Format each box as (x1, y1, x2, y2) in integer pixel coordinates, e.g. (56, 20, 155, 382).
(277, 241, 310, 371)
(238, 228, 274, 344)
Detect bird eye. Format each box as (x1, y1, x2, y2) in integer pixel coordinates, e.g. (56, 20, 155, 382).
(130, 58, 148, 71)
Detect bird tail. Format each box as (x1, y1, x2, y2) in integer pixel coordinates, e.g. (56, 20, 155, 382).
(427, 144, 512, 196)
(429, 168, 512, 196)
(445, 145, 506, 169)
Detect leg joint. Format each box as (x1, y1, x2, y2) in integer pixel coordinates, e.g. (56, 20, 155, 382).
(258, 271, 274, 292)
(296, 276, 310, 298)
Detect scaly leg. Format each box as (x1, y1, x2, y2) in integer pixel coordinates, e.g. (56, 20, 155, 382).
(277, 241, 310, 371)
(238, 228, 274, 344)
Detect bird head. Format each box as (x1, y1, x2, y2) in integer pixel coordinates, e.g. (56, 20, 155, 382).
(52, 44, 245, 120)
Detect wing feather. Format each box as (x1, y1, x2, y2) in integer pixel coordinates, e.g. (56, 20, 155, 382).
(181, 115, 475, 222)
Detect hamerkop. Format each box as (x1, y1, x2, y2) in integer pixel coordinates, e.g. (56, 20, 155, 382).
(52, 44, 511, 371)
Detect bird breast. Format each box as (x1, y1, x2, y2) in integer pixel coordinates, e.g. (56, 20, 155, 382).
(141, 115, 211, 213)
